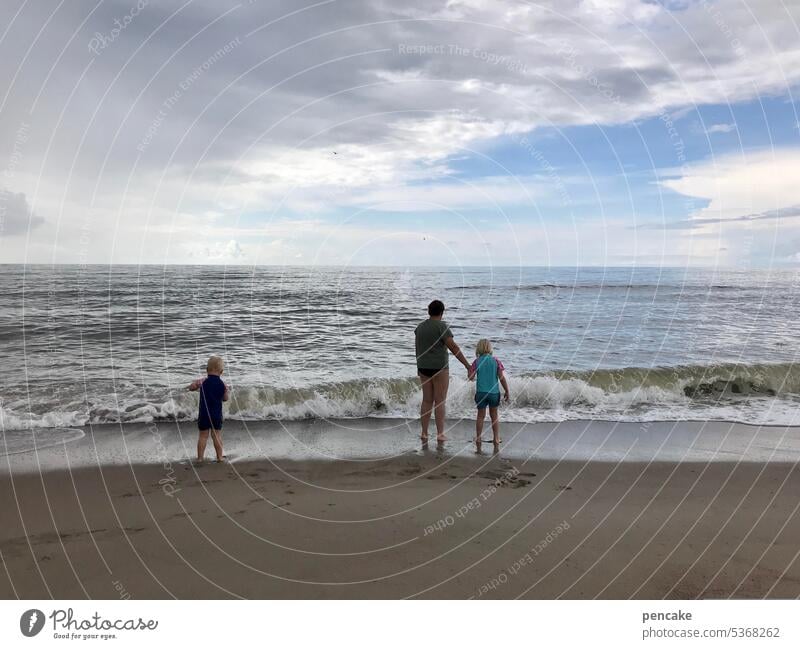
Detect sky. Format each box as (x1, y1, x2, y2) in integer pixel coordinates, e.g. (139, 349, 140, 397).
(1, 0, 799, 267)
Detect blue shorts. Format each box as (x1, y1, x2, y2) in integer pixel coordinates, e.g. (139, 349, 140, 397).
(475, 392, 501, 409)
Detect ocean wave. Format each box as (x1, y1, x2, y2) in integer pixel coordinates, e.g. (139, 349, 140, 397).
(450, 283, 741, 291)
(2, 362, 800, 429)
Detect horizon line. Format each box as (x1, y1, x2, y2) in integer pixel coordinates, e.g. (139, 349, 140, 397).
(0, 262, 793, 271)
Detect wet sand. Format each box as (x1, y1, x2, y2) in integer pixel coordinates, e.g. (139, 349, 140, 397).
(3, 420, 800, 599)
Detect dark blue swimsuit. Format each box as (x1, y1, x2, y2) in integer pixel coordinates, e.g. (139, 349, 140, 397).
(198, 375, 225, 430)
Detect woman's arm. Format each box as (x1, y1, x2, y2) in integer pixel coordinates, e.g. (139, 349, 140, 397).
(445, 337, 471, 370)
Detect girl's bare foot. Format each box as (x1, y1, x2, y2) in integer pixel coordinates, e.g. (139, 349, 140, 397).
(436, 435, 447, 442)
(493, 438, 502, 445)
(420, 434, 429, 442)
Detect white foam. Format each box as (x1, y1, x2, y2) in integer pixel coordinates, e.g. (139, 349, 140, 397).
(3, 364, 800, 429)
(0, 427, 85, 456)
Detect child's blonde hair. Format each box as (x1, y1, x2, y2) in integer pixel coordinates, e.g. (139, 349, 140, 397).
(476, 339, 493, 356)
(206, 355, 224, 374)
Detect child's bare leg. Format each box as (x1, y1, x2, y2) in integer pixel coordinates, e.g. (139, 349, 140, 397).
(197, 430, 210, 462)
(489, 407, 501, 443)
(210, 429, 224, 461)
(475, 408, 486, 441)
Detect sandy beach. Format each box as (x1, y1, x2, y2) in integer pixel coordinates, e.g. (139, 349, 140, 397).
(3, 419, 800, 599)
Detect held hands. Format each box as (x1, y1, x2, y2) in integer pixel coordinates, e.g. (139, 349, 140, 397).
(503, 391, 510, 402)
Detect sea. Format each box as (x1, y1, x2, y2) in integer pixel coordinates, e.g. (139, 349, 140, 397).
(2, 264, 800, 434)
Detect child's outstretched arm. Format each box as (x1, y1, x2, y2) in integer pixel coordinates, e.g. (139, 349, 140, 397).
(188, 378, 204, 391)
(499, 371, 510, 402)
(223, 383, 230, 402)
(468, 358, 477, 381)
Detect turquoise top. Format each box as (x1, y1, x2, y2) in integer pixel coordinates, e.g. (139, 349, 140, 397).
(472, 354, 502, 394)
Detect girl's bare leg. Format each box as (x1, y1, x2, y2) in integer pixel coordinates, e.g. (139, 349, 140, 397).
(475, 407, 486, 441)
(489, 406, 501, 443)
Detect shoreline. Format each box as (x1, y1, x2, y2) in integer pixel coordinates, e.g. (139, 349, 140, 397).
(3, 419, 800, 598)
(4, 418, 800, 475)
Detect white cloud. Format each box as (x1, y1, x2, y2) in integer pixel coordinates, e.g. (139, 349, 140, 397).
(705, 123, 737, 134)
(189, 239, 245, 261)
(661, 149, 800, 222)
(343, 175, 541, 211)
(657, 148, 800, 265)
(4, 0, 800, 264)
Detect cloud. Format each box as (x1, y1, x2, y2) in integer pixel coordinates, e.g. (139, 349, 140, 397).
(0, 191, 45, 236)
(661, 149, 800, 223)
(705, 123, 737, 134)
(3, 0, 800, 263)
(641, 149, 800, 265)
(636, 204, 800, 231)
(343, 175, 541, 211)
(187, 239, 245, 261)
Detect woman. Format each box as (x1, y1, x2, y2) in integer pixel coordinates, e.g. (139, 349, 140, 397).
(414, 299, 471, 442)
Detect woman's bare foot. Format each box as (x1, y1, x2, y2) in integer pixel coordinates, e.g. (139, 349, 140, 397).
(420, 434, 429, 442)
(493, 438, 502, 445)
(436, 435, 448, 442)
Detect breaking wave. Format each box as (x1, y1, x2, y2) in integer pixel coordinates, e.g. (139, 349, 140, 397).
(3, 362, 800, 429)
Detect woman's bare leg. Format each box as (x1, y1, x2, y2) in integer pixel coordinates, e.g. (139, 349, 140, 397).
(432, 369, 450, 441)
(419, 373, 435, 440)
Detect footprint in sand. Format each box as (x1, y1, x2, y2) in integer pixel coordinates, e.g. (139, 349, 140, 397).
(397, 463, 422, 476)
(510, 479, 531, 488)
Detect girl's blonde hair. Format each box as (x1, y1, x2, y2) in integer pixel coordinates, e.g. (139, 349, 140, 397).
(206, 355, 224, 374)
(475, 339, 493, 356)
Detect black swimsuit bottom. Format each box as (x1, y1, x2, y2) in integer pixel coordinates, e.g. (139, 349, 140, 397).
(418, 367, 447, 377)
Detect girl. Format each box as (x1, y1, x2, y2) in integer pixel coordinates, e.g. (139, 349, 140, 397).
(468, 339, 510, 444)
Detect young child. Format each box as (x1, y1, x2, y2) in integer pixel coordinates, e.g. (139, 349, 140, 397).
(468, 339, 510, 445)
(188, 355, 230, 463)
